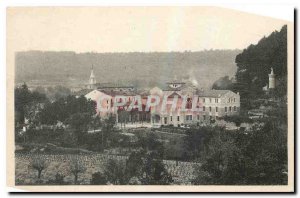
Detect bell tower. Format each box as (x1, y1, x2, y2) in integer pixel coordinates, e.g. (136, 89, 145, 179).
(88, 65, 96, 89)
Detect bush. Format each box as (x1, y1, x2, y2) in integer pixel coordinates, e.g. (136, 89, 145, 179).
(90, 172, 107, 185)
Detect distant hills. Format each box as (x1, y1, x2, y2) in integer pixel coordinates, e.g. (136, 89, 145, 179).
(15, 50, 241, 89)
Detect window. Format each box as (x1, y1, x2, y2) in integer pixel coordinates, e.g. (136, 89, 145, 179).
(170, 116, 172, 121)
(209, 107, 212, 112)
(164, 117, 167, 124)
(234, 98, 236, 102)
(203, 106, 205, 112)
(234, 106, 237, 111)
(203, 115, 206, 120)
(210, 98, 212, 103)
(197, 115, 200, 120)
(216, 107, 218, 112)
(229, 106, 232, 112)
(225, 107, 227, 112)
(186, 115, 192, 121)
(203, 98, 205, 103)
(215, 98, 218, 103)
(228, 98, 230, 103)
(177, 116, 180, 121)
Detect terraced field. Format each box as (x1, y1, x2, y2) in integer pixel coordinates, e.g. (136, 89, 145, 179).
(15, 153, 198, 185)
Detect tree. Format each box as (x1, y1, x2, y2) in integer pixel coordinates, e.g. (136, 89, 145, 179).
(100, 116, 118, 148)
(66, 112, 92, 146)
(222, 115, 253, 127)
(90, 172, 107, 185)
(28, 155, 48, 179)
(141, 152, 173, 185)
(192, 130, 243, 185)
(69, 156, 86, 184)
(125, 151, 145, 181)
(15, 83, 47, 125)
(103, 159, 126, 185)
(91, 115, 102, 133)
(123, 150, 173, 185)
(239, 120, 287, 185)
(137, 132, 164, 154)
(47, 173, 66, 185)
(212, 76, 234, 90)
(183, 126, 217, 160)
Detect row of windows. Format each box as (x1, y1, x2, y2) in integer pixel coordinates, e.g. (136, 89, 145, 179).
(169, 116, 180, 122)
(227, 98, 236, 103)
(167, 115, 198, 122)
(203, 106, 237, 112)
(203, 115, 218, 120)
(201, 98, 237, 103)
(164, 106, 237, 123)
(225, 106, 237, 112)
(166, 114, 220, 122)
(170, 115, 219, 121)
(202, 98, 219, 103)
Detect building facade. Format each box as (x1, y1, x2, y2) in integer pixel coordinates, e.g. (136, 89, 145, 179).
(150, 79, 240, 127)
(84, 69, 240, 128)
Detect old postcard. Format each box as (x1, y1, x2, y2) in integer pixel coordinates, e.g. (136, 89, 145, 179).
(6, 7, 294, 192)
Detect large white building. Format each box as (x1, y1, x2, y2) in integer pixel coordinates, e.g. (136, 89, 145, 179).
(150, 79, 240, 127)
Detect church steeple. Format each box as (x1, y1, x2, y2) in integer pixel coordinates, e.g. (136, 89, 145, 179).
(89, 65, 96, 89)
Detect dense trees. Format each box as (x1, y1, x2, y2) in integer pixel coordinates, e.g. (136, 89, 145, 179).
(15, 83, 47, 125)
(39, 95, 96, 125)
(89, 149, 172, 185)
(222, 115, 253, 127)
(182, 126, 217, 161)
(234, 25, 287, 108)
(212, 25, 287, 109)
(190, 118, 287, 185)
(35, 85, 72, 101)
(90, 172, 107, 185)
(212, 76, 234, 90)
(14, 84, 121, 153)
(66, 112, 92, 145)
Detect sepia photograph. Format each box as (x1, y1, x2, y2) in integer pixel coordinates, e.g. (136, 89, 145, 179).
(6, 6, 294, 192)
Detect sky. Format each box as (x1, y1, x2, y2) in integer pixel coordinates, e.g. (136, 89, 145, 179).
(7, 7, 288, 53)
